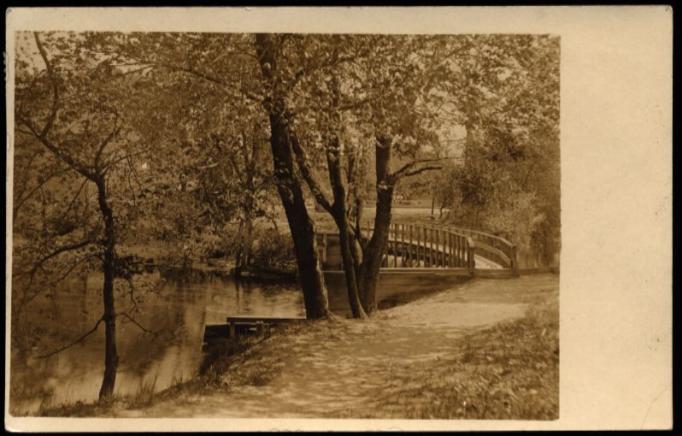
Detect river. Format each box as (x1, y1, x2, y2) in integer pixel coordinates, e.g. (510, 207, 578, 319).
(9, 263, 467, 415)
(9, 268, 329, 415)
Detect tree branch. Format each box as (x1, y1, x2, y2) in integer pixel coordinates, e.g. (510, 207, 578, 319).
(16, 116, 98, 181)
(13, 166, 71, 220)
(56, 177, 89, 224)
(118, 312, 160, 335)
(50, 254, 99, 286)
(101, 150, 146, 174)
(20, 238, 97, 280)
(36, 316, 104, 359)
(94, 112, 121, 171)
(154, 61, 262, 103)
(290, 133, 334, 215)
(392, 158, 446, 180)
(33, 32, 59, 138)
(401, 165, 443, 178)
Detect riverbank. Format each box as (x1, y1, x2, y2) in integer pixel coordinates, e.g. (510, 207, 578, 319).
(41, 274, 558, 419)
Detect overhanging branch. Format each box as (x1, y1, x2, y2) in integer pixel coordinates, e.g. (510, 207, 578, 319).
(118, 312, 158, 335)
(392, 158, 446, 180)
(36, 316, 104, 359)
(19, 238, 97, 280)
(402, 165, 443, 178)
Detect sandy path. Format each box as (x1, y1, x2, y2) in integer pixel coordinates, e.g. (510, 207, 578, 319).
(115, 275, 557, 418)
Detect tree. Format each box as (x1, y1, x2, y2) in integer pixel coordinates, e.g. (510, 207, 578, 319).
(86, 32, 334, 319)
(14, 32, 159, 400)
(253, 34, 332, 319)
(438, 35, 560, 266)
(286, 35, 449, 314)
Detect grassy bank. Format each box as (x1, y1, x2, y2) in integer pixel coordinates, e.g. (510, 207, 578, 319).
(355, 294, 559, 419)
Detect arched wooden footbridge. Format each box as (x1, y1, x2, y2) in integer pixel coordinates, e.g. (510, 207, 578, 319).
(316, 223, 518, 279)
(205, 223, 520, 342)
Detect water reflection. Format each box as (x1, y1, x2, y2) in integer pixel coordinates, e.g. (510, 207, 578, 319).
(10, 267, 460, 415)
(10, 269, 305, 415)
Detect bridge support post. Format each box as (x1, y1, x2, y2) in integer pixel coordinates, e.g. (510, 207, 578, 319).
(510, 243, 519, 276)
(467, 238, 476, 277)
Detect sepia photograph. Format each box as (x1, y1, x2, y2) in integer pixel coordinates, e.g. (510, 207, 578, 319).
(4, 6, 671, 432)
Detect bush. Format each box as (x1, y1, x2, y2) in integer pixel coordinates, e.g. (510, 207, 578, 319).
(249, 228, 296, 271)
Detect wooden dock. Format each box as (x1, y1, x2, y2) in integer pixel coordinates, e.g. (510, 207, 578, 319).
(203, 315, 306, 346)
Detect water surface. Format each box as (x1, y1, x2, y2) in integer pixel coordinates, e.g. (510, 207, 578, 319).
(10, 269, 309, 415)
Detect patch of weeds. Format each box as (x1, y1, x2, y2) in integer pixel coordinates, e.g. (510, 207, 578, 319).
(126, 376, 159, 409)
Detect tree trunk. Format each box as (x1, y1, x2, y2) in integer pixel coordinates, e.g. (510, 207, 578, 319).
(326, 136, 366, 319)
(242, 217, 253, 269)
(358, 136, 395, 314)
(255, 34, 331, 320)
(233, 213, 253, 279)
(239, 130, 258, 275)
(335, 217, 366, 318)
(233, 221, 244, 279)
(95, 177, 118, 401)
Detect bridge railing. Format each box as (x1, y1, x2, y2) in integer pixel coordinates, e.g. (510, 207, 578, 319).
(381, 223, 474, 270)
(443, 225, 518, 273)
(316, 223, 516, 274)
(317, 223, 479, 274)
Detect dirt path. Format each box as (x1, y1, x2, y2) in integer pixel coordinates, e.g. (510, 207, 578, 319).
(115, 274, 558, 418)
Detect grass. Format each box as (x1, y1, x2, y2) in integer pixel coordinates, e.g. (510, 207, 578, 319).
(357, 292, 559, 420)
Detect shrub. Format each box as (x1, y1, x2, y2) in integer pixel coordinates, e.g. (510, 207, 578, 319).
(249, 228, 296, 271)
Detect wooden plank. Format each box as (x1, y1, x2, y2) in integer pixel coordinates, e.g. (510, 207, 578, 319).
(408, 224, 413, 267)
(442, 231, 446, 267)
(450, 232, 457, 268)
(400, 224, 406, 267)
(393, 224, 398, 268)
(447, 232, 452, 267)
(422, 227, 427, 267)
(417, 226, 426, 266)
(433, 229, 438, 267)
(433, 230, 437, 266)
(458, 235, 463, 267)
(454, 235, 460, 267)
(423, 226, 427, 267)
(416, 226, 421, 267)
(467, 239, 476, 273)
(442, 230, 446, 267)
(435, 229, 440, 267)
(440, 230, 445, 267)
(227, 315, 305, 324)
(429, 227, 434, 267)
(395, 224, 399, 267)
